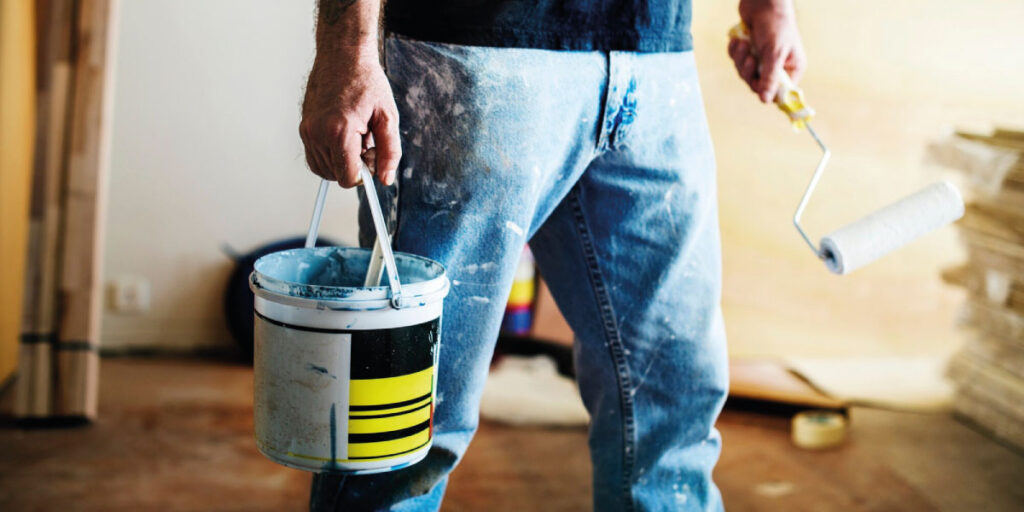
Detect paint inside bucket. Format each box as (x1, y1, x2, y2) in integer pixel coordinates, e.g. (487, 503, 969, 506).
(250, 246, 449, 475)
(254, 246, 444, 299)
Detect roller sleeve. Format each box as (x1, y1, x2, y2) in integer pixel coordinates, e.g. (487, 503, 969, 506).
(819, 181, 964, 274)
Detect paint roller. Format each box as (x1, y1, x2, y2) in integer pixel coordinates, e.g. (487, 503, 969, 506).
(729, 23, 964, 275)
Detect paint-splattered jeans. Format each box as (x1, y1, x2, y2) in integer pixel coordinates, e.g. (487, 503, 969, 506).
(311, 35, 728, 512)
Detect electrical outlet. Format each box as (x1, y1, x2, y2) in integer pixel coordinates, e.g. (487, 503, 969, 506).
(108, 277, 151, 314)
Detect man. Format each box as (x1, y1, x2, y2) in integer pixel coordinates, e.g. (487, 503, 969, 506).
(300, 0, 805, 510)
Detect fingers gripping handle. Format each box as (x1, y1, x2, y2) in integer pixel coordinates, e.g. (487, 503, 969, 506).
(729, 22, 814, 128)
(304, 168, 405, 309)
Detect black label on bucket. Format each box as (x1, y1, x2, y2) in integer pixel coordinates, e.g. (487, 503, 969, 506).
(349, 320, 437, 379)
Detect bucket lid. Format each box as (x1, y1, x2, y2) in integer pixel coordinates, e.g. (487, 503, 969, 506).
(251, 247, 448, 310)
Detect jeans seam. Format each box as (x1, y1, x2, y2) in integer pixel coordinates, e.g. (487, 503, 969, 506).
(568, 186, 636, 512)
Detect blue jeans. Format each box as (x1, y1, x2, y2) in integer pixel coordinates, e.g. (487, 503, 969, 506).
(312, 36, 728, 512)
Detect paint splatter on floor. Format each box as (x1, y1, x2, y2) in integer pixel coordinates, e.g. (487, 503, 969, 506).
(754, 481, 795, 498)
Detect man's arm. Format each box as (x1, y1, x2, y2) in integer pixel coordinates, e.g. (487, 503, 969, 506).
(300, 0, 400, 187)
(728, 0, 807, 103)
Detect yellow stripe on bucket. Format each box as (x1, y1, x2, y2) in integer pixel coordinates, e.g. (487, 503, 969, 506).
(349, 366, 433, 407)
(349, 403, 431, 434)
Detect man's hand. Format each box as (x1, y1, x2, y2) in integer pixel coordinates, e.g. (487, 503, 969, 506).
(300, 0, 400, 187)
(729, 0, 807, 103)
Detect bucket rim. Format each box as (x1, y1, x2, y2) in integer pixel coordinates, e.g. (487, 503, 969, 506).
(250, 273, 449, 311)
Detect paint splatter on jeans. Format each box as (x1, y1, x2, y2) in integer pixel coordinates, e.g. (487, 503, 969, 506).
(312, 35, 728, 512)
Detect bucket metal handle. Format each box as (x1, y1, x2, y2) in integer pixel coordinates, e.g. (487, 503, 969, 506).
(304, 167, 405, 309)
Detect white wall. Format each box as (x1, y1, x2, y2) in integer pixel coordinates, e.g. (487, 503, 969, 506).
(102, 1, 359, 351)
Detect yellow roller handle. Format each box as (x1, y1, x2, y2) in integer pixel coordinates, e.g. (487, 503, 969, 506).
(729, 22, 814, 129)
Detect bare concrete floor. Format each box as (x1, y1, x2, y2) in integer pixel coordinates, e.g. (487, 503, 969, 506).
(1, 358, 1021, 511)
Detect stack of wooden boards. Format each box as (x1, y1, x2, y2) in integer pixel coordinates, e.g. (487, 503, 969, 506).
(14, 0, 118, 423)
(929, 128, 1024, 450)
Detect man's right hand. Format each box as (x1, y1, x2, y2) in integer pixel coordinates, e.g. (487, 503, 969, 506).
(300, 0, 400, 188)
(729, 0, 806, 104)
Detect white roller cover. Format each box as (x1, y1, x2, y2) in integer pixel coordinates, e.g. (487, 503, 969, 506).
(819, 181, 964, 275)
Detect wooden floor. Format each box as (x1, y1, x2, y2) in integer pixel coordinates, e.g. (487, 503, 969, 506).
(1, 358, 1021, 511)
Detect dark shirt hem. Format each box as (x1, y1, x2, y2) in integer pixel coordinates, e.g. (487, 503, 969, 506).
(384, 19, 694, 53)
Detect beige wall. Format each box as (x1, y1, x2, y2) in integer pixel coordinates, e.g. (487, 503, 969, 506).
(693, 0, 1024, 357)
(102, 0, 1024, 355)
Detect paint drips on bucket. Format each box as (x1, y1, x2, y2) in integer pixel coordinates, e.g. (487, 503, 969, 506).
(253, 247, 445, 300)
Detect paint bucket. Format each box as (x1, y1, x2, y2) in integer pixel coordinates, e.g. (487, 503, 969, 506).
(250, 177, 449, 474)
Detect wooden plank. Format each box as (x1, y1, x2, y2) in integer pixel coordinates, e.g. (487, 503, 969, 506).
(53, 0, 119, 419)
(956, 130, 1024, 152)
(948, 350, 1024, 423)
(13, 342, 53, 418)
(961, 232, 1024, 272)
(963, 203, 1024, 244)
(944, 261, 1016, 306)
(15, 0, 75, 420)
(30, 1, 74, 419)
(926, 137, 1018, 196)
(953, 388, 1024, 451)
(961, 335, 1024, 379)
(993, 127, 1024, 141)
(55, 349, 100, 418)
(965, 300, 1024, 345)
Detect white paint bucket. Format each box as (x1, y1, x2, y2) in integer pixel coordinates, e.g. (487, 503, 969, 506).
(251, 174, 449, 474)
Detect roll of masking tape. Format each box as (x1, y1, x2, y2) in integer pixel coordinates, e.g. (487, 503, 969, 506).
(791, 410, 847, 450)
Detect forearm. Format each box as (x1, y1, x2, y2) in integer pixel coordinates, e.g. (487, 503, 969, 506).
(302, 0, 400, 187)
(315, 0, 381, 58)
